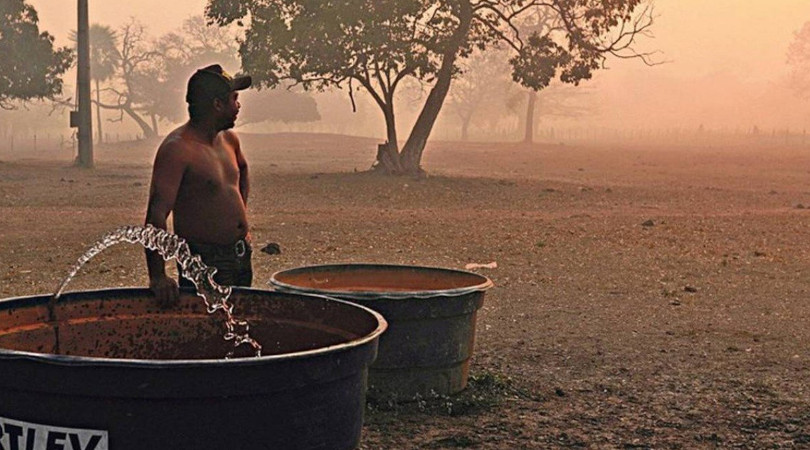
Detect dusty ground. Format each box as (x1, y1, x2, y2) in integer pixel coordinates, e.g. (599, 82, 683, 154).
(2, 133, 810, 448)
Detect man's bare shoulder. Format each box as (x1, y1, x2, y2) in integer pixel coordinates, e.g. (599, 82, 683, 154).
(155, 125, 195, 162)
(219, 129, 241, 147)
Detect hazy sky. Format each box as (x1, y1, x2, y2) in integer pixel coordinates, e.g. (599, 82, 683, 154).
(31, 0, 810, 79)
(31, 0, 209, 40)
(26, 0, 810, 131)
(643, 0, 810, 81)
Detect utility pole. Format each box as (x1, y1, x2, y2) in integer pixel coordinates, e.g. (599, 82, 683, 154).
(76, 0, 93, 168)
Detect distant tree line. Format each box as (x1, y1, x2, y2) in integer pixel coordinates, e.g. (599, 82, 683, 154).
(0, 2, 321, 145)
(68, 16, 320, 142)
(3, 0, 663, 173)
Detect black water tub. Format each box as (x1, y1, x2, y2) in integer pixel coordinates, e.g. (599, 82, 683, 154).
(0, 287, 386, 450)
(270, 264, 493, 400)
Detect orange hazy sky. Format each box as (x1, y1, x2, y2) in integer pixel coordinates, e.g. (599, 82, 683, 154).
(30, 0, 810, 80)
(27, 0, 810, 130)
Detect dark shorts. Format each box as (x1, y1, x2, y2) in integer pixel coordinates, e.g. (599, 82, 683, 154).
(178, 238, 253, 288)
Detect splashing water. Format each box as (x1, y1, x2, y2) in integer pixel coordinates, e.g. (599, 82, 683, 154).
(53, 224, 262, 357)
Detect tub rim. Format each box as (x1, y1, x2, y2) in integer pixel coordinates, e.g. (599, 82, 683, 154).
(269, 262, 494, 301)
(0, 286, 387, 368)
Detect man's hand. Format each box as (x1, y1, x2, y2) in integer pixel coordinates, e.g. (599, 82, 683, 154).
(149, 275, 180, 308)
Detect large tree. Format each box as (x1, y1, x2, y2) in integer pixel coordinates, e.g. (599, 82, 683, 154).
(94, 16, 319, 137)
(206, 0, 655, 175)
(70, 24, 120, 143)
(94, 17, 243, 138)
(0, 0, 72, 109)
(444, 49, 514, 141)
(787, 21, 810, 101)
(140, 15, 244, 128)
(514, 82, 593, 143)
(92, 19, 162, 138)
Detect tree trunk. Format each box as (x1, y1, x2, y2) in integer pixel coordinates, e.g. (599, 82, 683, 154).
(95, 100, 156, 139)
(399, 58, 456, 173)
(383, 101, 398, 150)
(398, 2, 473, 174)
(460, 113, 472, 141)
(373, 101, 403, 173)
(95, 79, 103, 144)
(151, 114, 159, 137)
(523, 90, 537, 144)
(122, 105, 156, 139)
(375, 142, 402, 174)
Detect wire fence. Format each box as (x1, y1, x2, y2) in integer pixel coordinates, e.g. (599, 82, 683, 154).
(1, 126, 808, 153)
(435, 125, 810, 147)
(0, 132, 148, 153)
(522, 126, 810, 147)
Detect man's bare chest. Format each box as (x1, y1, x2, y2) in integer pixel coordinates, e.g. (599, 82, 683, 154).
(182, 148, 239, 195)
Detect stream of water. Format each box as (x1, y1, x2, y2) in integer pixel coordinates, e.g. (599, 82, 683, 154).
(53, 224, 262, 357)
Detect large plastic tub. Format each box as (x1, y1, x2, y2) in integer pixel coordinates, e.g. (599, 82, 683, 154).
(0, 287, 386, 450)
(270, 264, 493, 400)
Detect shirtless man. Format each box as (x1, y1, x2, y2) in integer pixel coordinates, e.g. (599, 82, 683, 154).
(144, 64, 253, 306)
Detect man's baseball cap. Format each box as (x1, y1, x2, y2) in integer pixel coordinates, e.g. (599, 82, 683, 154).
(185, 64, 252, 104)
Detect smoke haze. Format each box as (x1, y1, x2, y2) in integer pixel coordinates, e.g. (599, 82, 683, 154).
(19, 0, 810, 139)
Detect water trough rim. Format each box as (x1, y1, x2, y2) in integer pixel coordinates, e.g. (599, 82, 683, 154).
(0, 286, 388, 368)
(269, 262, 494, 301)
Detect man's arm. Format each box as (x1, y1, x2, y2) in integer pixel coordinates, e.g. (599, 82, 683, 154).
(228, 130, 249, 205)
(144, 141, 187, 306)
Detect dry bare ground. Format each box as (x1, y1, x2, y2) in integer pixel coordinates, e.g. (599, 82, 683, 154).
(1, 133, 810, 448)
